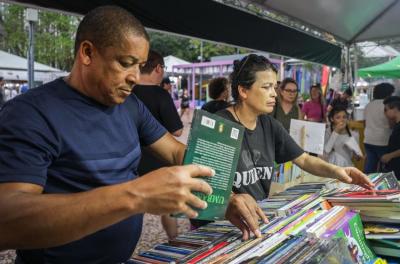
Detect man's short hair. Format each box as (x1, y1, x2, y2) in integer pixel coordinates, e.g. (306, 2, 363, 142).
(74, 6, 149, 56)
(384, 96, 400, 111)
(373, 83, 394, 100)
(161, 77, 171, 86)
(344, 88, 353, 97)
(208, 77, 228, 100)
(140, 50, 164, 75)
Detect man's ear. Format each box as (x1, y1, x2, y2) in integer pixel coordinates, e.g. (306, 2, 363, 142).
(238, 85, 248, 100)
(78, 41, 95, 66)
(155, 64, 163, 74)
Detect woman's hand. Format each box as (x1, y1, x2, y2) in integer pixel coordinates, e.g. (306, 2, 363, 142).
(334, 167, 374, 190)
(225, 193, 268, 240)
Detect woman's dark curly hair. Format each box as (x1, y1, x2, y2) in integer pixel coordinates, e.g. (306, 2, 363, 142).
(230, 54, 277, 102)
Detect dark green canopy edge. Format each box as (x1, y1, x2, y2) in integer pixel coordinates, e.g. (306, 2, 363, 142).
(11, 0, 342, 67)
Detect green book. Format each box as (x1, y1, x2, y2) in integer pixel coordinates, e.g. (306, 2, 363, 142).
(183, 109, 244, 221)
(332, 212, 376, 263)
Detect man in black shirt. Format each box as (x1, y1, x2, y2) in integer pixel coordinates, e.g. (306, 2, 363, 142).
(201, 77, 230, 113)
(134, 50, 183, 139)
(161, 77, 172, 93)
(133, 50, 183, 239)
(382, 96, 400, 179)
(329, 88, 352, 110)
(0, 77, 5, 108)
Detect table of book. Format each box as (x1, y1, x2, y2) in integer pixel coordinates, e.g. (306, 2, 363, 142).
(131, 173, 400, 264)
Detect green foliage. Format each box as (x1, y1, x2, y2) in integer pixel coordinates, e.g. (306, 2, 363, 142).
(0, 3, 79, 71)
(148, 31, 196, 61)
(0, 5, 27, 56)
(1, 4, 250, 71)
(149, 31, 250, 62)
(35, 11, 79, 70)
(189, 39, 249, 61)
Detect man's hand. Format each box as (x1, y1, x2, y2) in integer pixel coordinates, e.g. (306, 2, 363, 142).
(225, 194, 268, 240)
(381, 153, 392, 164)
(131, 164, 214, 218)
(335, 167, 374, 190)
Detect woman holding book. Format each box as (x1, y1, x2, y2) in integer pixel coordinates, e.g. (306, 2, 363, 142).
(218, 54, 374, 240)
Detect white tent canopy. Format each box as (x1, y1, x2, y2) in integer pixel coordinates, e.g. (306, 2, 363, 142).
(246, 0, 400, 44)
(0, 50, 66, 82)
(0, 50, 61, 72)
(358, 42, 399, 58)
(163, 55, 190, 73)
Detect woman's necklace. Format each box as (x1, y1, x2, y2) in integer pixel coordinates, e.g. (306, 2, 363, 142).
(232, 105, 258, 172)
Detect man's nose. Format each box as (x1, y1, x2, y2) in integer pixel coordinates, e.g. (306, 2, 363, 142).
(127, 67, 140, 85)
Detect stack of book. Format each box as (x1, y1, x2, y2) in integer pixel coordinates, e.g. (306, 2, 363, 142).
(325, 189, 400, 222)
(132, 197, 377, 263)
(131, 211, 362, 263)
(324, 172, 399, 192)
(131, 171, 398, 263)
(324, 172, 400, 260)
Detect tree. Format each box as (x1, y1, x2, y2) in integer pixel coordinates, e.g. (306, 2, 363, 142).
(1, 3, 251, 70)
(0, 4, 27, 56)
(148, 31, 250, 62)
(0, 3, 79, 71)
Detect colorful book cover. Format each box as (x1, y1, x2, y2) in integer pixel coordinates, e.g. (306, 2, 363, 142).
(326, 211, 376, 263)
(182, 109, 244, 220)
(328, 190, 400, 202)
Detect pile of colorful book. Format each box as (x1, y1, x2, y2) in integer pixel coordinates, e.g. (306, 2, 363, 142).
(131, 213, 364, 263)
(324, 172, 400, 261)
(130, 173, 398, 263)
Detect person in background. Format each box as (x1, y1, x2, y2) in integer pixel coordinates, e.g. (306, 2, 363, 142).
(0, 6, 214, 263)
(271, 77, 303, 131)
(328, 88, 353, 111)
(0, 77, 5, 108)
(20, 83, 29, 94)
(324, 106, 363, 167)
(180, 88, 190, 117)
(326, 88, 335, 106)
(192, 54, 374, 237)
(381, 96, 400, 179)
(201, 77, 230, 113)
(4, 86, 18, 101)
(133, 50, 183, 239)
(161, 77, 172, 93)
(363, 83, 394, 173)
(302, 84, 326, 122)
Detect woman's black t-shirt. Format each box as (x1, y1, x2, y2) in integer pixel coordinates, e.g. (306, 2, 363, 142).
(217, 109, 304, 201)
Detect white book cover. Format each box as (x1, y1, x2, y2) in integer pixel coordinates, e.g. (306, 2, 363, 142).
(289, 119, 326, 155)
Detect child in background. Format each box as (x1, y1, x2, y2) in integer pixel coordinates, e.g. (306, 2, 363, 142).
(324, 106, 363, 166)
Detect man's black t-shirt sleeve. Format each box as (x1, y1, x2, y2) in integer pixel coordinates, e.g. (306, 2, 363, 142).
(159, 91, 183, 133)
(267, 116, 304, 163)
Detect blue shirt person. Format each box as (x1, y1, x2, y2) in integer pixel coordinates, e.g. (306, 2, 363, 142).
(0, 6, 213, 264)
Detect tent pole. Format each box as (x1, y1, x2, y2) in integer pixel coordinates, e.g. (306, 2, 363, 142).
(346, 45, 353, 90)
(192, 66, 195, 108)
(353, 44, 359, 90)
(26, 8, 38, 89)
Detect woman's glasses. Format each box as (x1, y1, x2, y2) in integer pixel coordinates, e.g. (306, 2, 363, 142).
(283, 89, 298, 94)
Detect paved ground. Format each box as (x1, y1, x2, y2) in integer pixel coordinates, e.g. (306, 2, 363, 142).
(0, 109, 195, 264)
